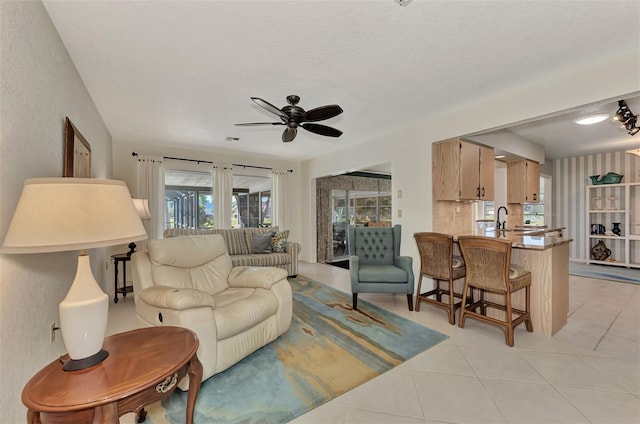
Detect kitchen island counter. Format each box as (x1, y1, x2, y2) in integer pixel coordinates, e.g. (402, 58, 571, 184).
(453, 228, 573, 250)
(452, 229, 572, 337)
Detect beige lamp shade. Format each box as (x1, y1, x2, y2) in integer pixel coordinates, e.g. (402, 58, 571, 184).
(1, 178, 147, 253)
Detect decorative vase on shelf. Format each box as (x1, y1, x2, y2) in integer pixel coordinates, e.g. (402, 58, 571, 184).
(612, 223, 622, 236)
(590, 240, 611, 261)
(589, 172, 624, 185)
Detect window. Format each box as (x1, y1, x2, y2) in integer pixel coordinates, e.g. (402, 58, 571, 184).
(165, 170, 214, 230)
(232, 175, 272, 228)
(483, 201, 495, 222)
(235, 190, 271, 227)
(165, 170, 273, 229)
(480, 177, 545, 225)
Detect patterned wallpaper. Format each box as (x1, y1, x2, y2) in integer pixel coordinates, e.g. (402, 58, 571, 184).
(553, 151, 639, 263)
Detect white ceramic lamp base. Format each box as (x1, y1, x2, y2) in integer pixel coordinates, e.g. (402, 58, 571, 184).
(59, 254, 109, 371)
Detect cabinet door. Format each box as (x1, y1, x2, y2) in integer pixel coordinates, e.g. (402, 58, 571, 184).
(526, 160, 540, 203)
(507, 160, 527, 203)
(479, 146, 495, 200)
(432, 140, 460, 201)
(459, 141, 481, 200)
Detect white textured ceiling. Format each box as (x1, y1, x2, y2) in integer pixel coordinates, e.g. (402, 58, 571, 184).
(42, 0, 640, 161)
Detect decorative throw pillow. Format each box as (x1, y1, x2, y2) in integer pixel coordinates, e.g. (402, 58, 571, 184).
(251, 232, 275, 254)
(271, 230, 289, 253)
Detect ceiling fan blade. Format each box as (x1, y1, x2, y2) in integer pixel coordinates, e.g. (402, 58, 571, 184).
(282, 127, 297, 143)
(251, 97, 288, 120)
(235, 122, 285, 126)
(301, 123, 343, 138)
(304, 105, 343, 122)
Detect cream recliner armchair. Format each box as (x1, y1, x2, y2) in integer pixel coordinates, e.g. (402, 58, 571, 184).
(131, 235, 292, 384)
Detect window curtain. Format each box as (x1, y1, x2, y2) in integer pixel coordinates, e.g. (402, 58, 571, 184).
(136, 155, 165, 241)
(271, 169, 290, 230)
(212, 164, 233, 229)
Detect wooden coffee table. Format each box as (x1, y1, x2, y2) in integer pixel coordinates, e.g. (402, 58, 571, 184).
(22, 326, 202, 424)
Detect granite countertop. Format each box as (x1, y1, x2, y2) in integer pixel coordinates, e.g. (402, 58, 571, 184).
(452, 228, 573, 250)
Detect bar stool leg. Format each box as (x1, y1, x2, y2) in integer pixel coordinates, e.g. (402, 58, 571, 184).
(447, 277, 455, 325)
(525, 285, 533, 332)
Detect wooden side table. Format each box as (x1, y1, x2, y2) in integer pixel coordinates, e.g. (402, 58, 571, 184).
(111, 253, 132, 303)
(22, 326, 202, 424)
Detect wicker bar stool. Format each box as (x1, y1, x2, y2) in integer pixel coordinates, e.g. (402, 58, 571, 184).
(457, 236, 533, 347)
(413, 232, 468, 325)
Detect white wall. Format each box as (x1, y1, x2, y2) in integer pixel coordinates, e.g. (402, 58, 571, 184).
(468, 130, 546, 164)
(111, 140, 302, 241)
(300, 50, 640, 274)
(0, 2, 112, 421)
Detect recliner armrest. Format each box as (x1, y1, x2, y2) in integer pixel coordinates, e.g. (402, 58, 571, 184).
(228, 266, 288, 289)
(139, 286, 216, 310)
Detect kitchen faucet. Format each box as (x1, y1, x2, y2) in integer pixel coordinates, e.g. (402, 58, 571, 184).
(496, 206, 508, 230)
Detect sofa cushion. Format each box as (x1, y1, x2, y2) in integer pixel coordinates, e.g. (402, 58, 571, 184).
(163, 228, 277, 255)
(242, 227, 279, 253)
(139, 286, 216, 310)
(213, 287, 279, 340)
(231, 253, 291, 268)
(148, 235, 232, 295)
(358, 264, 409, 283)
(251, 232, 275, 254)
(149, 234, 228, 267)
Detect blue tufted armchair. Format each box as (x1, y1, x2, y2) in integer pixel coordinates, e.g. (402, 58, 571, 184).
(348, 224, 415, 311)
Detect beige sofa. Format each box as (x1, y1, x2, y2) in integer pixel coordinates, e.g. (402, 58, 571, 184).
(164, 226, 300, 277)
(131, 234, 293, 385)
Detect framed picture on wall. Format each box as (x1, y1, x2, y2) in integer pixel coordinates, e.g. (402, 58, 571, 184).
(63, 117, 91, 177)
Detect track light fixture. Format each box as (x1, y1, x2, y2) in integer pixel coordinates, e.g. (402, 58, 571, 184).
(613, 100, 639, 136)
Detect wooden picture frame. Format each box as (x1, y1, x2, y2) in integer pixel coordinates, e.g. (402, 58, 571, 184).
(63, 117, 91, 178)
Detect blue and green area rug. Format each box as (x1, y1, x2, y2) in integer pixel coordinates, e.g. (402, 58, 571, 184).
(147, 275, 447, 424)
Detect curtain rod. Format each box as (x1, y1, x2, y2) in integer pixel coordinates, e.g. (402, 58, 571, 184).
(131, 152, 293, 173)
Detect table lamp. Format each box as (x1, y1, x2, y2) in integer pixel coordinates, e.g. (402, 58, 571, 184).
(128, 198, 151, 256)
(1, 178, 147, 371)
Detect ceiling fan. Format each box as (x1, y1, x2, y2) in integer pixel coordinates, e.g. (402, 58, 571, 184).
(235, 95, 343, 143)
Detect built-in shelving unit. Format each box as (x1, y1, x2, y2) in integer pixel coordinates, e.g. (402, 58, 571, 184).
(586, 182, 639, 269)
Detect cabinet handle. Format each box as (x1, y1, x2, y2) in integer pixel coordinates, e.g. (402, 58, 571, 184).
(533, 193, 537, 201)
(481, 187, 485, 197)
(476, 187, 480, 197)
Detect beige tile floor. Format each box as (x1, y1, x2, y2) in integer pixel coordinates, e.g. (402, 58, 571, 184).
(111, 262, 640, 424)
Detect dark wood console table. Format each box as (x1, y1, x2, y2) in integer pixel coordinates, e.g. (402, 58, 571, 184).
(22, 326, 202, 424)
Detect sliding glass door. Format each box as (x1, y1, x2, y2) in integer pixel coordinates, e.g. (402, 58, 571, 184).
(331, 189, 392, 260)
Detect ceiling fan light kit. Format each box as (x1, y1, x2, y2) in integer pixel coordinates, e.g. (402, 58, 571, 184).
(613, 100, 639, 136)
(236, 95, 343, 143)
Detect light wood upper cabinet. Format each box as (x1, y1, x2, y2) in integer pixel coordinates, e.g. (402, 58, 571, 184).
(433, 138, 494, 201)
(479, 145, 495, 200)
(507, 159, 540, 203)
